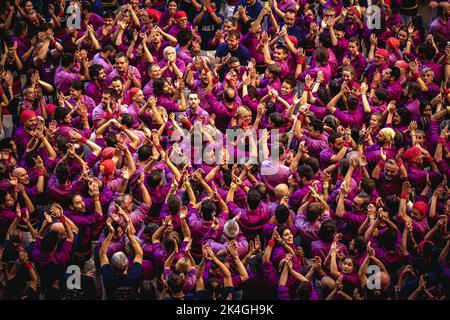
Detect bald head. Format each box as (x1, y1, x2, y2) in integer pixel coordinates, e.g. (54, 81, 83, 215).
(13, 167, 29, 184)
(50, 222, 65, 234)
(274, 184, 289, 201)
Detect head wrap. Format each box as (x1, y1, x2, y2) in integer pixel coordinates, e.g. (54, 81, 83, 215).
(20, 110, 36, 122)
(174, 11, 187, 20)
(412, 201, 429, 217)
(395, 60, 409, 69)
(101, 147, 116, 160)
(375, 48, 389, 61)
(146, 8, 161, 24)
(46, 104, 57, 118)
(100, 159, 115, 177)
(379, 127, 395, 142)
(128, 87, 140, 99)
(402, 146, 422, 162)
(387, 37, 400, 50)
(287, 35, 298, 47)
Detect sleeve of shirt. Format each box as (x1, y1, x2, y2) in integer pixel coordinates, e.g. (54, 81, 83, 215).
(226, 201, 242, 219)
(277, 285, 291, 300)
(262, 261, 279, 288)
(129, 203, 150, 227)
(53, 240, 74, 265)
(69, 211, 103, 228)
(204, 93, 227, 115)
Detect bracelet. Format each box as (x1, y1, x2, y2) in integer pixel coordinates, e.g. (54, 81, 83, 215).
(280, 240, 286, 246)
(80, 137, 88, 144)
(268, 239, 275, 247)
(230, 183, 238, 189)
(37, 170, 45, 177)
(184, 120, 193, 129)
(401, 192, 409, 200)
(358, 137, 365, 145)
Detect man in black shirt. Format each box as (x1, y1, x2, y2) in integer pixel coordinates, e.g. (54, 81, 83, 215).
(99, 218, 143, 300)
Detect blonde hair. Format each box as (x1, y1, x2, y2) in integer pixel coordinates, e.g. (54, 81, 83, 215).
(175, 257, 191, 274)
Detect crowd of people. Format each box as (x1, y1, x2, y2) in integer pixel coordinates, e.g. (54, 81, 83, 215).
(0, 0, 449, 300)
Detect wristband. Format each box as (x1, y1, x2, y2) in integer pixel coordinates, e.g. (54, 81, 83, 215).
(297, 58, 304, 65)
(203, 67, 210, 73)
(37, 170, 45, 177)
(207, 6, 213, 14)
(401, 192, 409, 200)
(120, 125, 126, 132)
(438, 137, 446, 145)
(212, 77, 219, 84)
(413, 72, 419, 80)
(297, 113, 305, 122)
(60, 215, 66, 223)
(358, 137, 365, 145)
(105, 113, 114, 120)
(377, 160, 385, 169)
(80, 137, 88, 144)
(156, 145, 163, 152)
(445, 88, 450, 95)
(25, 262, 33, 270)
(51, 39, 56, 46)
(184, 120, 193, 129)
(396, 157, 403, 167)
(343, 140, 351, 148)
(268, 239, 275, 247)
(304, 86, 311, 92)
(427, 156, 434, 163)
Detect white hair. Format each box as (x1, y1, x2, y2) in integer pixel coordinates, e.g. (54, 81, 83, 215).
(163, 46, 176, 59)
(111, 251, 129, 274)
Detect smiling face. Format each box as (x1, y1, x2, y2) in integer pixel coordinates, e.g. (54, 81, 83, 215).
(71, 195, 86, 213)
(168, 1, 177, 14)
(281, 81, 293, 96)
(348, 41, 358, 56)
(226, 35, 239, 50)
(341, 258, 355, 273)
(397, 30, 408, 44)
(384, 162, 399, 180)
(69, 87, 82, 100)
(164, 48, 176, 62)
(150, 65, 162, 79)
(282, 228, 294, 245)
